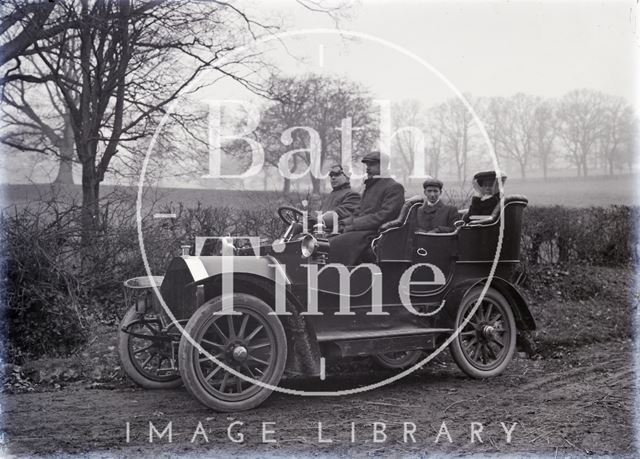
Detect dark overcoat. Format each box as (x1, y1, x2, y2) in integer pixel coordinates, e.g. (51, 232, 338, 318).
(463, 195, 499, 222)
(415, 200, 459, 233)
(320, 183, 360, 220)
(329, 177, 405, 265)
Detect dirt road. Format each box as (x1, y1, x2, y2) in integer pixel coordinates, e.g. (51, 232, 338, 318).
(1, 338, 635, 458)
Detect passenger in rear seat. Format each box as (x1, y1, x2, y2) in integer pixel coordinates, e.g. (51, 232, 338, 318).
(463, 171, 507, 223)
(415, 177, 459, 233)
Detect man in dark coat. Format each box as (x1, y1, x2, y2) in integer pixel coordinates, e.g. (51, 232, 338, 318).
(329, 151, 405, 265)
(463, 171, 507, 223)
(317, 164, 360, 233)
(416, 177, 459, 233)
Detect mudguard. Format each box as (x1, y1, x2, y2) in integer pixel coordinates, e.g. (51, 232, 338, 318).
(160, 255, 321, 377)
(437, 276, 536, 331)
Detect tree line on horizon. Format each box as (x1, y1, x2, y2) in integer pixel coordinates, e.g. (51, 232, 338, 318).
(228, 75, 638, 193)
(0, 0, 636, 243)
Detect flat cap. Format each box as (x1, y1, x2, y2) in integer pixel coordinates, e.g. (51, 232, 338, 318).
(422, 177, 443, 190)
(361, 150, 387, 164)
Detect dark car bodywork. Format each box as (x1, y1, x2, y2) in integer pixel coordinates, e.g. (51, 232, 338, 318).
(154, 195, 535, 377)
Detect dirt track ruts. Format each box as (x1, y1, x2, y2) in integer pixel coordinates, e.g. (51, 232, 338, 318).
(1, 339, 635, 458)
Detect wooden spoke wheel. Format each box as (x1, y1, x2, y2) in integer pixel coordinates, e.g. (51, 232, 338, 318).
(450, 287, 517, 378)
(118, 306, 181, 389)
(178, 294, 287, 412)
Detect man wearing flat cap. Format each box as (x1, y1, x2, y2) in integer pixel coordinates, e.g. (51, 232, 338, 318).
(329, 151, 405, 265)
(416, 177, 459, 233)
(317, 164, 361, 232)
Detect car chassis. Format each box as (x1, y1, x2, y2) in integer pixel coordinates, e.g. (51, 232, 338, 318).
(119, 194, 535, 411)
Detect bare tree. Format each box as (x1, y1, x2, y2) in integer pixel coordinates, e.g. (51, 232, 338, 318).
(597, 95, 635, 175)
(432, 94, 475, 183)
(476, 96, 506, 169)
(425, 118, 443, 178)
(1, 0, 284, 245)
(1, 53, 80, 184)
(557, 89, 606, 177)
(500, 94, 540, 179)
(252, 74, 378, 193)
(0, 0, 57, 69)
(624, 118, 639, 173)
(478, 94, 545, 179)
(391, 100, 426, 184)
(531, 99, 557, 180)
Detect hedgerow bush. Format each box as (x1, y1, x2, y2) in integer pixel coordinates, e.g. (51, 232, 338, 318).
(522, 205, 635, 266)
(2, 201, 87, 362)
(2, 195, 635, 361)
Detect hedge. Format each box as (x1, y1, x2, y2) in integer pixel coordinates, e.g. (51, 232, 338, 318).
(1, 197, 635, 360)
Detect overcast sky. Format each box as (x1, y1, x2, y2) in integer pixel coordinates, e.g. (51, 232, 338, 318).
(2, 0, 638, 184)
(208, 0, 639, 107)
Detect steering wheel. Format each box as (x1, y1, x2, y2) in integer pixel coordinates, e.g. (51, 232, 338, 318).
(277, 206, 304, 225)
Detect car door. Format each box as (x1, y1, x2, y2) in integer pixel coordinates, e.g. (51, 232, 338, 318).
(408, 231, 457, 296)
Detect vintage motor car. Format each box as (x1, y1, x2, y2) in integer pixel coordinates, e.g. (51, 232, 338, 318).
(118, 188, 535, 412)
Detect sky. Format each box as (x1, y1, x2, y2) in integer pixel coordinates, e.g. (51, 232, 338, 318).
(202, 0, 639, 107)
(1, 0, 638, 185)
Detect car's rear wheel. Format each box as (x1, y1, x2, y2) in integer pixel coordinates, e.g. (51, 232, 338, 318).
(450, 287, 516, 378)
(118, 306, 181, 389)
(178, 294, 287, 412)
(372, 350, 423, 369)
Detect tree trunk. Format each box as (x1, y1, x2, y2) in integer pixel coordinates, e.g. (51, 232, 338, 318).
(80, 163, 100, 248)
(608, 159, 614, 175)
(54, 154, 74, 184)
(542, 159, 548, 180)
(53, 112, 75, 184)
(283, 177, 291, 193)
(310, 176, 321, 194)
(520, 162, 526, 179)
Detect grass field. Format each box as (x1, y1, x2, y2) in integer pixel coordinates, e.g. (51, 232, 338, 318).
(1, 173, 637, 210)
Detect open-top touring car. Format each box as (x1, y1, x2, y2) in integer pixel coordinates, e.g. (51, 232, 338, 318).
(118, 187, 535, 412)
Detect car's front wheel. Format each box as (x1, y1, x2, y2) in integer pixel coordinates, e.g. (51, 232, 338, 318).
(178, 294, 287, 412)
(449, 287, 516, 378)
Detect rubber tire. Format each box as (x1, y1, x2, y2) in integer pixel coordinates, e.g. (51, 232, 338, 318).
(118, 306, 182, 389)
(449, 287, 517, 379)
(372, 350, 423, 369)
(178, 294, 287, 412)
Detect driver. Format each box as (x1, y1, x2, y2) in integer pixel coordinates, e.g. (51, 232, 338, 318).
(329, 151, 405, 265)
(316, 164, 361, 233)
(416, 177, 459, 233)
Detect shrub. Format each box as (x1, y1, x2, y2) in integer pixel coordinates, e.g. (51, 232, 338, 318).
(521, 205, 635, 266)
(2, 193, 634, 361)
(1, 201, 87, 362)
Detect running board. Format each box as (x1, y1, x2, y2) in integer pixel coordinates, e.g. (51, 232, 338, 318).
(318, 329, 453, 358)
(316, 327, 452, 342)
